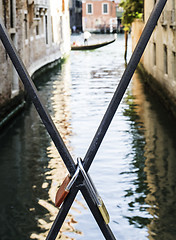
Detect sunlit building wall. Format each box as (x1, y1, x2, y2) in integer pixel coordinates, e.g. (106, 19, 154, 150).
(50, 0, 70, 56)
(132, 0, 176, 118)
(0, 0, 70, 127)
(132, 72, 176, 240)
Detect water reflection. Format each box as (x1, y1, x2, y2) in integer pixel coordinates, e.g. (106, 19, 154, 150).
(127, 72, 176, 239)
(30, 59, 81, 239)
(0, 59, 79, 240)
(122, 77, 151, 230)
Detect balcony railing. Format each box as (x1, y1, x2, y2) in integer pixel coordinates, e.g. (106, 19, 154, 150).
(34, 0, 48, 6)
(27, 0, 48, 6)
(34, 0, 48, 17)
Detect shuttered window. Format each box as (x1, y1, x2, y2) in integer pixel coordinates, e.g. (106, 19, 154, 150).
(87, 3, 93, 14)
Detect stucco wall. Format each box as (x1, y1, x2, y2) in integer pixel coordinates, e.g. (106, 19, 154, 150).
(131, 19, 144, 63)
(131, 0, 176, 118)
(0, 0, 70, 126)
(143, 0, 176, 93)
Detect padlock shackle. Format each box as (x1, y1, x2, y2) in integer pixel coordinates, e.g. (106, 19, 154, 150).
(65, 166, 80, 191)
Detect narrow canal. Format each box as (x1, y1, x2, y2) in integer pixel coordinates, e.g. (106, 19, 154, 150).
(1, 34, 176, 240)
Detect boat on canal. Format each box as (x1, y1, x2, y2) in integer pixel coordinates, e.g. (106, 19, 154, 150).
(71, 38, 116, 51)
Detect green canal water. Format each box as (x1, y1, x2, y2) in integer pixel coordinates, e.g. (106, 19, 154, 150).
(0, 34, 176, 240)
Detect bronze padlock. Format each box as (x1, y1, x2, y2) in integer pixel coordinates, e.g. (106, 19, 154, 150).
(55, 167, 80, 207)
(55, 174, 71, 207)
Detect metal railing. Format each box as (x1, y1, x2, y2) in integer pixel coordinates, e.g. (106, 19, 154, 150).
(0, 0, 167, 239)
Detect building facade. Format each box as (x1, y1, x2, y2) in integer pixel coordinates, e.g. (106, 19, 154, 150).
(132, 0, 176, 118)
(69, 0, 82, 32)
(82, 0, 117, 33)
(0, 0, 70, 127)
(116, 2, 123, 33)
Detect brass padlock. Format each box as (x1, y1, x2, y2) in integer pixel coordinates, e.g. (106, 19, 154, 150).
(55, 166, 79, 207)
(77, 158, 110, 224)
(97, 196, 110, 225)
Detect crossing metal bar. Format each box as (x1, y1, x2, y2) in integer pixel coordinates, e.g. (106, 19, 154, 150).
(46, 175, 116, 240)
(46, 186, 78, 239)
(0, 0, 167, 239)
(47, 158, 114, 239)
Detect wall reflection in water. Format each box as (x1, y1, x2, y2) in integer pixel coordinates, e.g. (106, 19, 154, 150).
(125, 72, 176, 240)
(0, 59, 82, 240)
(30, 58, 83, 239)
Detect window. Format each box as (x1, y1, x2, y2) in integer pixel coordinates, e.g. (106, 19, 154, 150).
(45, 15, 48, 44)
(60, 16, 63, 40)
(76, 0, 81, 7)
(10, 33, 19, 96)
(24, 14, 28, 39)
(172, 51, 176, 79)
(87, 3, 93, 14)
(102, 3, 108, 14)
(153, 42, 156, 66)
(171, 0, 175, 23)
(10, 0, 15, 28)
(164, 45, 168, 74)
(36, 23, 39, 35)
(51, 16, 54, 42)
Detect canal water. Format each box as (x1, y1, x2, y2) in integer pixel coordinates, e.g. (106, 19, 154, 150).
(1, 34, 176, 240)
